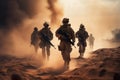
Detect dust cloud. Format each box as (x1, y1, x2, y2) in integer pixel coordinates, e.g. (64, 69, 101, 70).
(0, 0, 120, 71)
(47, 0, 63, 26)
(61, 0, 120, 50)
(0, 0, 63, 56)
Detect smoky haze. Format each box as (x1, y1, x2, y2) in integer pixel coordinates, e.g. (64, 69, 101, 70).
(0, 0, 63, 56)
(0, 0, 41, 54)
(109, 28, 120, 46)
(62, 0, 120, 49)
(0, 0, 40, 30)
(47, 0, 63, 26)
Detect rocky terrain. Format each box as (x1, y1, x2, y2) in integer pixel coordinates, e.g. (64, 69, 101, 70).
(0, 46, 120, 80)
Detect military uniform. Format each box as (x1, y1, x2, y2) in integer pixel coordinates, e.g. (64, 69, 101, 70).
(31, 27, 40, 53)
(88, 34, 95, 50)
(56, 18, 75, 69)
(39, 22, 53, 60)
(76, 24, 89, 58)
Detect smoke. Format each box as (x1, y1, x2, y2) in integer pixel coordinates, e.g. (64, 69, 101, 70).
(60, 0, 120, 50)
(47, 0, 63, 26)
(0, 0, 63, 56)
(0, 0, 41, 30)
(110, 28, 120, 44)
(85, 0, 120, 49)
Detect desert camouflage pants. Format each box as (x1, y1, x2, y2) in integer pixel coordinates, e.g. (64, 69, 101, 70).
(59, 40, 72, 64)
(41, 45, 50, 60)
(32, 41, 40, 53)
(77, 42, 86, 57)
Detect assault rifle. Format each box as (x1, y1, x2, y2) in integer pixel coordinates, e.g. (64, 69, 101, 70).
(41, 33, 56, 49)
(58, 30, 76, 48)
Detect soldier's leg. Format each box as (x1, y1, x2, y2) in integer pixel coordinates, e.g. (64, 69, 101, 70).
(82, 46, 86, 57)
(61, 51, 66, 63)
(42, 47, 46, 59)
(92, 42, 94, 50)
(59, 41, 70, 69)
(79, 45, 83, 57)
(65, 52, 71, 69)
(46, 46, 50, 60)
(61, 51, 68, 68)
(65, 44, 72, 69)
(81, 42, 87, 57)
(90, 43, 93, 50)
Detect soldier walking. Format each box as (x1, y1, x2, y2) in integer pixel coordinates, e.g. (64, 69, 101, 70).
(31, 27, 40, 53)
(88, 33, 95, 50)
(76, 24, 89, 58)
(39, 22, 53, 60)
(56, 18, 75, 70)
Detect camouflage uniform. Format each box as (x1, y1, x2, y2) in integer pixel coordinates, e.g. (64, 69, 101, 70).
(76, 24, 89, 58)
(31, 27, 40, 53)
(39, 22, 53, 60)
(56, 18, 75, 69)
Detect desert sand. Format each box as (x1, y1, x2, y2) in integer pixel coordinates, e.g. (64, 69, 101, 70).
(0, 47, 120, 80)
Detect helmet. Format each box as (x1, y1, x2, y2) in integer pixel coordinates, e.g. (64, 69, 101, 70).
(34, 27, 38, 31)
(43, 22, 49, 27)
(80, 24, 85, 29)
(90, 33, 92, 36)
(62, 18, 69, 24)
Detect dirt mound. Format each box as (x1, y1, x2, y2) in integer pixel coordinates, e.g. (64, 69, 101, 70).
(0, 54, 41, 80)
(0, 47, 120, 80)
(54, 47, 120, 80)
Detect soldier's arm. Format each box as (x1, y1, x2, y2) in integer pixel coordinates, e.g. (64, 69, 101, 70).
(75, 31, 79, 38)
(55, 31, 62, 40)
(38, 30, 42, 39)
(49, 30, 53, 40)
(55, 27, 61, 38)
(72, 29, 75, 42)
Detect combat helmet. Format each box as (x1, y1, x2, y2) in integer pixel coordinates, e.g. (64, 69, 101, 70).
(80, 24, 85, 29)
(43, 22, 49, 27)
(34, 27, 38, 31)
(62, 18, 69, 24)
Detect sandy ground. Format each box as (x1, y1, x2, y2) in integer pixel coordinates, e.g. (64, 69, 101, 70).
(0, 46, 120, 80)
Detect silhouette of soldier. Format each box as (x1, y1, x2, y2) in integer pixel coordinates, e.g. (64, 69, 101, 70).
(31, 27, 40, 53)
(39, 22, 53, 60)
(88, 33, 95, 50)
(76, 24, 89, 58)
(56, 18, 75, 69)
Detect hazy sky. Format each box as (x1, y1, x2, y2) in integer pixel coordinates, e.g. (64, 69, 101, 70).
(59, 0, 120, 48)
(60, 0, 120, 30)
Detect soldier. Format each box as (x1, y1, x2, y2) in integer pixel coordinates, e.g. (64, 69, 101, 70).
(31, 27, 40, 53)
(39, 22, 53, 60)
(88, 33, 95, 50)
(56, 18, 75, 70)
(76, 24, 89, 58)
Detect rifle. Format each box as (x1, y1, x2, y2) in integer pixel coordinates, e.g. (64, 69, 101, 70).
(40, 33, 56, 49)
(58, 30, 76, 48)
